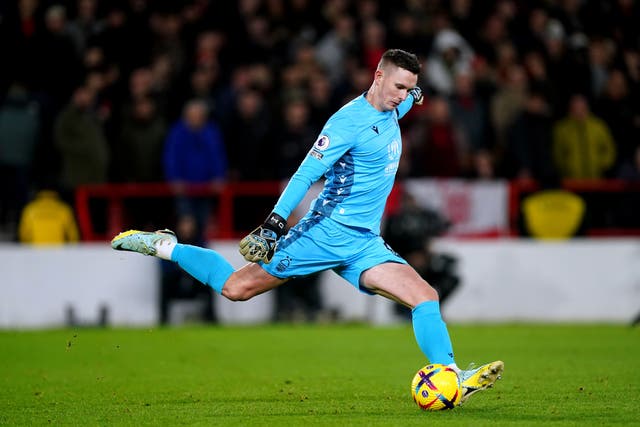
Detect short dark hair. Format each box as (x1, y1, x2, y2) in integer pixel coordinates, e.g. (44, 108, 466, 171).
(379, 49, 420, 75)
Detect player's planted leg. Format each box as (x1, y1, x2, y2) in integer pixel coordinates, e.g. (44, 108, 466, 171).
(407, 290, 504, 404)
(411, 300, 456, 366)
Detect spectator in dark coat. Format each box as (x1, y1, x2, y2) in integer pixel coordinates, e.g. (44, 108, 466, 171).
(505, 91, 557, 182)
(54, 85, 109, 196)
(116, 97, 166, 183)
(0, 82, 41, 234)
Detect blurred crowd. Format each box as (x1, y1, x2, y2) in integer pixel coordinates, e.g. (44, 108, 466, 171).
(1, 0, 640, 239)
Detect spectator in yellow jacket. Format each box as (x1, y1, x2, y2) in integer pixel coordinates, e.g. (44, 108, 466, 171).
(552, 94, 616, 179)
(18, 190, 79, 244)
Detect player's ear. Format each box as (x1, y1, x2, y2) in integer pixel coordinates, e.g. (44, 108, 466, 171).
(374, 68, 384, 83)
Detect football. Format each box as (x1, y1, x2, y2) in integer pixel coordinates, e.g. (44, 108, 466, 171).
(411, 363, 462, 410)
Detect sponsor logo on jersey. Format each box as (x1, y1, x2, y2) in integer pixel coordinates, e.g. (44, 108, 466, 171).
(387, 139, 400, 160)
(308, 149, 323, 160)
(313, 135, 330, 151)
(371, 125, 379, 134)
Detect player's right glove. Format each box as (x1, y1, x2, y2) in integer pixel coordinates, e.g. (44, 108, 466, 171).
(409, 86, 424, 105)
(238, 212, 287, 263)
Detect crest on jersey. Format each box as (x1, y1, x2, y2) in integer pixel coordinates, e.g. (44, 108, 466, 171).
(313, 135, 330, 151)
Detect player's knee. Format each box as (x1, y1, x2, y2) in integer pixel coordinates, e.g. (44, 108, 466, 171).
(423, 291, 440, 305)
(423, 282, 440, 301)
(413, 278, 440, 305)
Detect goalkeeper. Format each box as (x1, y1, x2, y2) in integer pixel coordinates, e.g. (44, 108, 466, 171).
(112, 49, 503, 403)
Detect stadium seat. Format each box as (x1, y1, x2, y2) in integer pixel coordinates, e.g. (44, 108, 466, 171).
(522, 190, 586, 239)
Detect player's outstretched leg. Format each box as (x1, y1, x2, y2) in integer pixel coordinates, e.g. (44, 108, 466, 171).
(458, 360, 504, 403)
(111, 229, 177, 257)
(111, 229, 234, 294)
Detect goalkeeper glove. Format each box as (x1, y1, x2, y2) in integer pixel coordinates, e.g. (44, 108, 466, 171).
(239, 212, 287, 263)
(408, 86, 424, 105)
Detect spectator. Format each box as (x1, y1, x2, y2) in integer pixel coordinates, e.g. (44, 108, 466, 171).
(192, 30, 225, 71)
(18, 188, 79, 245)
(54, 85, 109, 199)
(223, 89, 271, 180)
(235, 14, 276, 65)
(307, 72, 335, 129)
(387, 9, 429, 57)
(410, 96, 468, 177)
(91, 5, 133, 71)
(32, 4, 82, 111)
(448, 70, 490, 153)
(424, 28, 474, 96)
(334, 65, 373, 105)
(473, 12, 510, 67)
(522, 50, 559, 116)
(490, 64, 528, 155)
(552, 94, 616, 179)
(3, 0, 40, 93)
(615, 144, 640, 228)
(163, 99, 227, 237)
(493, 40, 519, 86)
(66, 0, 102, 57)
(315, 14, 357, 85)
(149, 53, 177, 120)
(169, 64, 221, 122)
(468, 148, 497, 180)
(618, 144, 640, 181)
(279, 41, 324, 97)
(115, 97, 166, 183)
(446, 0, 475, 44)
(505, 90, 557, 182)
(148, 9, 186, 81)
(0, 81, 41, 236)
(595, 69, 640, 170)
(360, 19, 387, 73)
(272, 96, 317, 179)
(587, 37, 616, 100)
(215, 65, 254, 128)
(293, 41, 325, 81)
(128, 67, 156, 101)
(514, 6, 550, 54)
(542, 18, 591, 110)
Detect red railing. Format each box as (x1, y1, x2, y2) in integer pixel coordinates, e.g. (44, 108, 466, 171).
(75, 181, 283, 241)
(76, 179, 640, 241)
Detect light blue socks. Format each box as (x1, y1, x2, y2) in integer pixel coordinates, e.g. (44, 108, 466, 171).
(412, 300, 455, 365)
(171, 244, 234, 294)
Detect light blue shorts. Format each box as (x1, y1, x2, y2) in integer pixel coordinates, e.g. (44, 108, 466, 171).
(260, 212, 407, 293)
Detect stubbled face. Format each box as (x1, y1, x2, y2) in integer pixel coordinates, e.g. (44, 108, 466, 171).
(372, 64, 418, 112)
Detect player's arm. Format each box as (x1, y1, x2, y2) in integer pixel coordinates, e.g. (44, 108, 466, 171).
(239, 153, 328, 263)
(239, 122, 352, 263)
(397, 86, 424, 119)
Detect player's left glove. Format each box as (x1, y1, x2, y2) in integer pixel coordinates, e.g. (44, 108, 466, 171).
(409, 86, 424, 105)
(238, 212, 287, 263)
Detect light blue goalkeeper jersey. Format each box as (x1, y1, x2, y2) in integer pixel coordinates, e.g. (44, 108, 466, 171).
(273, 93, 415, 234)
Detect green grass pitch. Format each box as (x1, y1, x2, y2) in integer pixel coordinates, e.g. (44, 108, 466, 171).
(1, 324, 638, 426)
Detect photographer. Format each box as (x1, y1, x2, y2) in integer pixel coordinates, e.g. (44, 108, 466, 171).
(383, 187, 460, 319)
